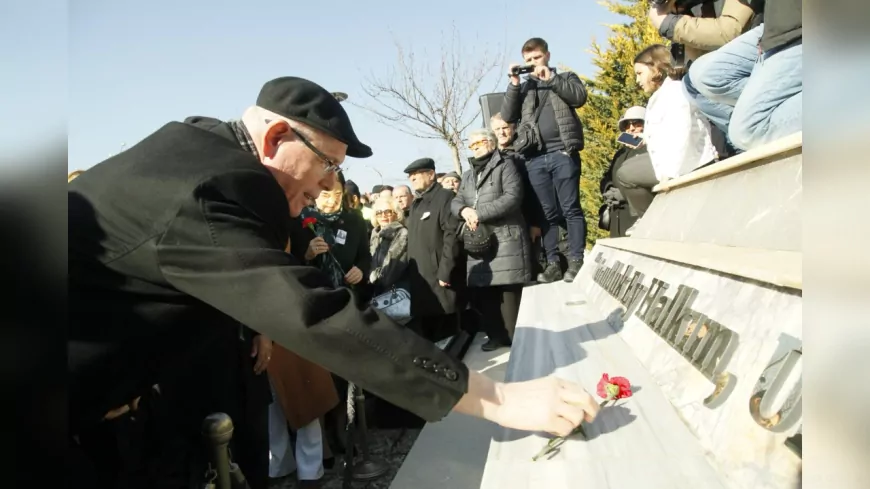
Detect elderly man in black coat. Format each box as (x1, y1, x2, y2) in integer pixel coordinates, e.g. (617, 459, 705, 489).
(403, 157, 465, 343)
(69, 76, 599, 488)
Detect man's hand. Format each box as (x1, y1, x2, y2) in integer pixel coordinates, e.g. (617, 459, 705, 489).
(438, 280, 450, 288)
(251, 334, 273, 375)
(529, 226, 542, 241)
(305, 237, 329, 261)
(461, 207, 479, 231)
(508, 63, 521, 86)
(648, 0, 674, 29)
(453, 371, 599, 437)
(345, 266, 363, 285)
(534, 65, 552, 81)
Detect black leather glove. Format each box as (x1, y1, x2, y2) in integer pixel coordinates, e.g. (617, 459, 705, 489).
(602, 186, 624, 205)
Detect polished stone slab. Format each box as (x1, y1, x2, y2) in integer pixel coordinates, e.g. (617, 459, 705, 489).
(577, 246, 802, 489)
(634, 141, 802, 252)
(479, 282, 729, 489)
(597, 238, 802, 290)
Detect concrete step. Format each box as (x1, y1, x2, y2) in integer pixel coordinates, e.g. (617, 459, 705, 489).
(633, 132, 802, 252)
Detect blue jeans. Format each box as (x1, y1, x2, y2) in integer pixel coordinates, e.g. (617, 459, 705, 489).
(526, 150, 586, 262)
(684, 24, 803, 151)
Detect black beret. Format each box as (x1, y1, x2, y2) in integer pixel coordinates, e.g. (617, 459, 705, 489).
(404, 157, 436, 174)
(371, 184, 384, 194)
(257, 77, 372, 158)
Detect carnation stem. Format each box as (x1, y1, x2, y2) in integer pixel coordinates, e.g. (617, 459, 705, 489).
(531, 398, 612, 461)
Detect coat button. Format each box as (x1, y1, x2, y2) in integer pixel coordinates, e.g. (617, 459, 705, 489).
(413, 357, 428, 367)
(444, 369, 459, 381)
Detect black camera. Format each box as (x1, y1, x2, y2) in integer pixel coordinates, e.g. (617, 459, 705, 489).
(510, 65, 536, 76)
(509, 65, 555, 77)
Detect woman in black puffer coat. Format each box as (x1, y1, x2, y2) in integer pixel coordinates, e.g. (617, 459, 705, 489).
(451, 128, 533, 352)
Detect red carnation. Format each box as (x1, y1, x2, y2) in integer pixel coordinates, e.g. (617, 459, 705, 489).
(596, 373, 632, 400)
(302, 217, 318, 230)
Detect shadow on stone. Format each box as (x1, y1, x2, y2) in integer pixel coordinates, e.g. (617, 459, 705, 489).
(493, 308, 626, 444)
(583, 403, 637, 441)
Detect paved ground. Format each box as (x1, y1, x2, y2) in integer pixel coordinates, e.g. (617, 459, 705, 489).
(268, 427, 421, 489)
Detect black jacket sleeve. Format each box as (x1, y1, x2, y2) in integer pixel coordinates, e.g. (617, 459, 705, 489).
(501, 82, 524, 124)
(475, 162, 523, 223)
(450, 172, 472, 218)
(543, 71, 587, 108)
(436, 190, 461, 284)
(156, 171, 468, 422)
(601, 148, 625, 194)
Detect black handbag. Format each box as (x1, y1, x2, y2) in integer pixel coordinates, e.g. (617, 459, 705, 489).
(461, 221, 494, 257)
(512, 87, 550, 155)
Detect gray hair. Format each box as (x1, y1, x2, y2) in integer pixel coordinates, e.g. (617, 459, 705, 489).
(468, 128, 497, 146)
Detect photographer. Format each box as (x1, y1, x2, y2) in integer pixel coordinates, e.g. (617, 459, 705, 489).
(685, 0, 801, 152)
(500, 37, 588, 284)
(600, 106, 652, 237)
(648, 0, 761, 61)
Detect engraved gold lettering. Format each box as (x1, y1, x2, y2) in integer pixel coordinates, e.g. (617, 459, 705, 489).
(639, 279, 669, 323)
(749, 339, 802, 433)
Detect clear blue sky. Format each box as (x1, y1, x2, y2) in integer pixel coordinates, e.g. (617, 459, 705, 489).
(69, 0, 622, 192)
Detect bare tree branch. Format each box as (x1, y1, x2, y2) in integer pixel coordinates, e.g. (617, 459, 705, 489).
(354, 24, 503, 173)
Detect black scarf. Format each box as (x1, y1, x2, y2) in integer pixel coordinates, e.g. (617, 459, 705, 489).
(468, 151, 495, 178)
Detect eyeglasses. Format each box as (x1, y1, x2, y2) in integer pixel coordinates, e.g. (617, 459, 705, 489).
(290, 127, 343, 174)
(375, 210, 395, 216)
(265, 118, 342, 174)
(469, 140, 489, 150)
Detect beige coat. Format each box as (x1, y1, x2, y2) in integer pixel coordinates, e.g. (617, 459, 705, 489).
(267, 345, 340, 430)
(674, 0, 756, 60)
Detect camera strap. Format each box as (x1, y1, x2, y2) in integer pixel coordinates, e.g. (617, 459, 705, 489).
(532, 85, 551, 124)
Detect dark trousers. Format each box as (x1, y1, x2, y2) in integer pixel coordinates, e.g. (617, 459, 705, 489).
(409, 313, 459, 344)
(527, 151, 587, 262)
(471, 284, 523, 344)
(614, 152, 657, 218)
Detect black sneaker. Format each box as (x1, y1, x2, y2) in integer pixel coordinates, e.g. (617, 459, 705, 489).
(563, 259, 584, 283)
(537, 262, 563, 283)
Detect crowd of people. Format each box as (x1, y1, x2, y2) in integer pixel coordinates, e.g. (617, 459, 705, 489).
(67, 2, 801, 486)
(600, 0, 802, 237)
(67, 62, 600, 489)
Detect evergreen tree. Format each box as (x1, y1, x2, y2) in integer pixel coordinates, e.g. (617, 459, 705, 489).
(566, 0, 665, 247)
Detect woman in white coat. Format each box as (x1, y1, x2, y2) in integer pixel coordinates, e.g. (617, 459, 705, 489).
(616, 44, 717, 230)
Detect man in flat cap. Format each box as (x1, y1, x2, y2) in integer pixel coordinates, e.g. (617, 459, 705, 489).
(403, 158, 464, 343)
(69, 77, 598, 486)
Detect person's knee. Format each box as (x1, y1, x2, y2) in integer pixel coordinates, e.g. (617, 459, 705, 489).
(686, 54, 722, 99)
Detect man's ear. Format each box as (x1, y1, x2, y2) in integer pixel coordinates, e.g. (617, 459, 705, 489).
(262, 120, 291, 159)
